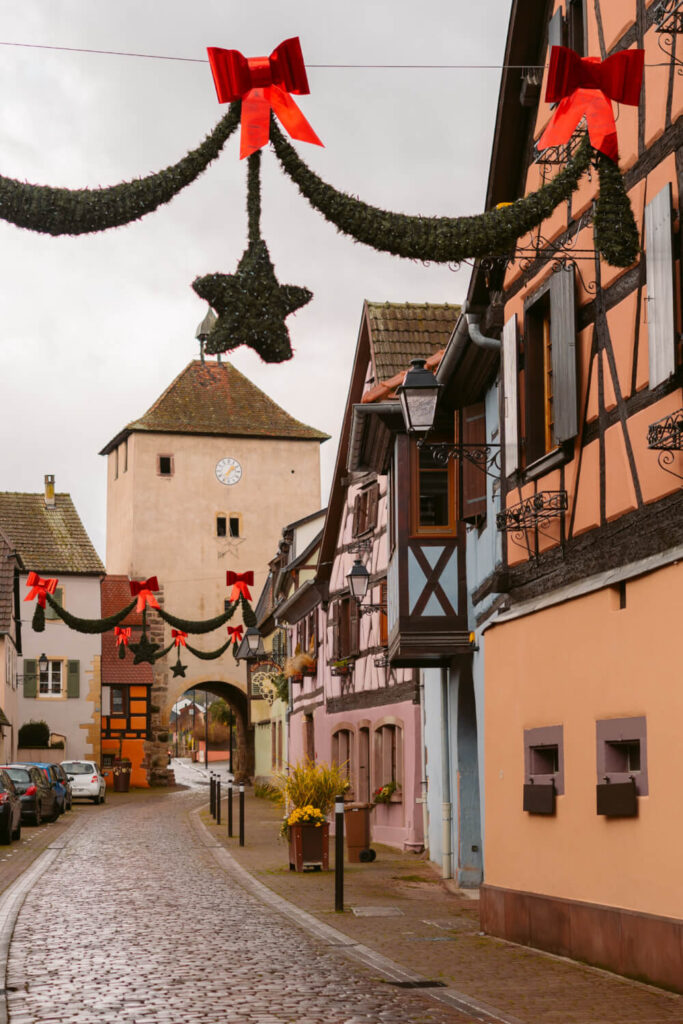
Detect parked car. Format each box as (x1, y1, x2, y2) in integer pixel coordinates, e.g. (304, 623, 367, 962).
(0, 768, 22, 843)
(52, 763, 72, 811)
(1, 765, 58, 825)
(61, 761, 106, 804)
(15, 762, 68, 815)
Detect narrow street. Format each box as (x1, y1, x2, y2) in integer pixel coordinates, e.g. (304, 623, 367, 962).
(2, 781, 476, 1024)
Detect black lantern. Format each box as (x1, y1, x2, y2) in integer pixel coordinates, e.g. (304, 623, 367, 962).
(245, 627, 262, 655)
(396, 358, 441, 433)
(38, 653, 48, 674)
(347, 559, 370, 604)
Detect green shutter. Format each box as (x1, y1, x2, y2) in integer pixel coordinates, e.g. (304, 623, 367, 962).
(24, 659, 37, 698)
(67, 660, 80, 698)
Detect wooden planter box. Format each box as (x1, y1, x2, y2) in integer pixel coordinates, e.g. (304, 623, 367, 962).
(288, 823, 329, 872)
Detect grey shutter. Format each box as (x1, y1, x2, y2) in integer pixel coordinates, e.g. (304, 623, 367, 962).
(461, 403, 487, 522)
(502, 315, 520, 475)
(550, 266, 578, 443)
(548, 7, 565, 51)
(645, 184, 676, 387)
(67, 660, 80, 698)
(23, 659, 37, 698)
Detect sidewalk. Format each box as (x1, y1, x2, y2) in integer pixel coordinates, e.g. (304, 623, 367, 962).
(198, 780, 683, 1024)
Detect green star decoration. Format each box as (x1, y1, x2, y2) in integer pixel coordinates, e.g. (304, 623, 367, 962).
(192, 240, 312, 364)
(129, 633, 160, 665)
(171, 658, 187, 678)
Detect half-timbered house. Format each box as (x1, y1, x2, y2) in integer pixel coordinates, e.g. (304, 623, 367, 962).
(471, 0, 683, 991)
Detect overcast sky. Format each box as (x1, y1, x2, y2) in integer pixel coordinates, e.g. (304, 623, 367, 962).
(0, 2, 511, 559)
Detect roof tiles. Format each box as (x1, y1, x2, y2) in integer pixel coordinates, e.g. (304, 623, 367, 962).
(0, 493, 103, 576)
(366, 302, 459, 383)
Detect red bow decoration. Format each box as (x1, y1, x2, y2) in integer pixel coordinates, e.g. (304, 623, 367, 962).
(24, 572, 59, 608)
(228, 625, 244, 644)
(538, 46, 644, 162)
(129, 577, 161, 613)
(172, 629, 188, 648)
(226, 570, 254, 602)
(114, 627, 131, 647)
(207, 37, 323, 159)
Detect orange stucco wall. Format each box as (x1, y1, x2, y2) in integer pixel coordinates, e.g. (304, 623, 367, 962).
(484, 560, 683, 920)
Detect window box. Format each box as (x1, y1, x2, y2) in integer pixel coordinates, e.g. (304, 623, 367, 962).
(523, 781, 556, 815)
(596, 779, 638, 818)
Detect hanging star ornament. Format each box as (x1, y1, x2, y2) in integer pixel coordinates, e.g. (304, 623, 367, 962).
(129, 633, 161, 665)
(171, 657, 188, 678)
(192, 240, 312, 363)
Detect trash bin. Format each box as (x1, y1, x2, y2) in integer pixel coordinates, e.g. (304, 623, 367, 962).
(344, 802, 376, 863)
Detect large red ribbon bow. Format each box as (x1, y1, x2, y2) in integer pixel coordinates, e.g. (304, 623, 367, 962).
(538, 45, 644, 162)
(226, 570, 254, 602)
(172, 629, 188, 648)
(24, 572, 59, 608)
(228, 625, 244, 644)
(207, 37, 323, 159)
(129, 577, 161, 613)
(114, 626, 131, 647)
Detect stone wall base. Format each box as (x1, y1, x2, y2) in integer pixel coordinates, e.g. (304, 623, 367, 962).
(480, 883, 683, 993)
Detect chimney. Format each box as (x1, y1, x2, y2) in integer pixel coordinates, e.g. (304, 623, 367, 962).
(44, 474, 55, 508)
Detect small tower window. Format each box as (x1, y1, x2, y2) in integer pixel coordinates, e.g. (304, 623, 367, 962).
(229, 517, 240, 538)
(158, 455, 173, 476)
(216, 516, 227, 537)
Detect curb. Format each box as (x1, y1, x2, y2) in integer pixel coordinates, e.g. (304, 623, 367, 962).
(190, 805, 524, 1024)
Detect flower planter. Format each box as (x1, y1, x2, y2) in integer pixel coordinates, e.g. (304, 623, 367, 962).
(288, 823, 329, 872)
(112, 760, 132, 793)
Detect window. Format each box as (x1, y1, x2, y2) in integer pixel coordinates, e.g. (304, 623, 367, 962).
(102, 753, 115, 768)
(352, 482, 379, 537)
(373, 723, 403, 794)
(332, 729, 353, 789)
(596, 717, 648, 795)
(158, 455, 174, 476)
(524, 725, 565, 794)
(520, 267, 578, 471)
(358, 727, 370, 802)
(39, 660, 62, 697)
(217, 516, 227, 537)
(229, 517, 240, 538)
(110, 686, 128, 717)
(122, 438, 128, 473)
(460, 404, 487, 524)
(410, 441, 457, 536)
(567, 0, 586, 56)
(114, 447, 119, 480)
(44, 587, 64, 621)
(379, 582, 388, 647)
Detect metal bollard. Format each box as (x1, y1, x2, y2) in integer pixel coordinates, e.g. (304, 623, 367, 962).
(239, 784, 245, 847)
(334, 794, 345, 912)
(227, 781, 233, 838)
(216, 778, 221, 825)
(209, 773, 214, 817)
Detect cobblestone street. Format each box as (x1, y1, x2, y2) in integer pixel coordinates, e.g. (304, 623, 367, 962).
(3, 786, 477, 1024)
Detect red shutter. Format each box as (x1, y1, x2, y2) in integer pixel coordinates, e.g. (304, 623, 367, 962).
(461, 403, 487, 524)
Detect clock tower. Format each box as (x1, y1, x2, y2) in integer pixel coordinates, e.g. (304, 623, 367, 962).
(100, 356, 328, 778)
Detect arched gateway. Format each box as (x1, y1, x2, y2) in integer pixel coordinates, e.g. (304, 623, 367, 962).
(163, 678, 252, 781)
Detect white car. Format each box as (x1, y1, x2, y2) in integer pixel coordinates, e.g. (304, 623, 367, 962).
(61, 761, 106, 804)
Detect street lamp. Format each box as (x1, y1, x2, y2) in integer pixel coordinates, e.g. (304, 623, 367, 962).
(235, 627, 265, 662)
(346, 559, 370, 603)
(38, 653, 48, 674)
(396, 358, 441, 434)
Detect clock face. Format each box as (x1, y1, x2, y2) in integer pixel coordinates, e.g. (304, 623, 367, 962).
(215, 457, 242, 486)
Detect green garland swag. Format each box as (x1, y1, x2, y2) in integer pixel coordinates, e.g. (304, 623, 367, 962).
(156, 600, 238, 634)
(0, 106, 239, 236)
(41, 593, 137, 633)
(270, 125, 639, 269)
(240, 594, 257, 628)
(185, 638, 233, 661)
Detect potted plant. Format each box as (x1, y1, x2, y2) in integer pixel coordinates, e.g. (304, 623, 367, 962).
(330, 658, 352, 677)
(112, 758, 132, 793)
(284, 651, 316, 681)
(275, 760, 350, 872)
(373, 781, 399, 805)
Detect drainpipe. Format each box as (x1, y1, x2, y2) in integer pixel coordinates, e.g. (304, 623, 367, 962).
(419, 671, 429, 855)
(465, 312, 501, 351)
(440, 667, 453, 879)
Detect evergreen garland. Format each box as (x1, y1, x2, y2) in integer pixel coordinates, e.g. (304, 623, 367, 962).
(43, 592, 137, 633)
(0, 106, 240, 236)
(156, 600, 237, 634)
(185, 638, 233, 661)
(594, 154, 640, 267)
(32, 603, 45, 633)
(240, 594, 257, 628)
(270, 127, 635, 268)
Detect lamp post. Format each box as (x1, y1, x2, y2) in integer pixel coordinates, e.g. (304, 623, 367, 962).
(205, 689, 209, 770)
(346, 560, 384, 616)
(396, 358, 441, 434)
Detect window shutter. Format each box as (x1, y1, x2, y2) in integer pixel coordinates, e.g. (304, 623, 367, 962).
(645, 183, 676, 387)
(550, 266, 578, 443)
(461, 403, 487, 522)
(101, 685, 111, 717)
(349, 597, 359, 656)
(352, 494, 361, 537)
(548, 7, 565, 51)
(23, 659, 37, 698)
(367, 483, 379, 532)
(67, 660, 80, 698)
(331, 601, 341, 660)
(502, 315, 520, 475)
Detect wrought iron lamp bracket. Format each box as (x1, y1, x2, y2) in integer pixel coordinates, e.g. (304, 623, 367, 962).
(654, 0, 683, 73)
(647, 407, 683, 480)
(358, 602, 385, 617)
(496, 490, 569, 533)
(417, 439, 502, 479)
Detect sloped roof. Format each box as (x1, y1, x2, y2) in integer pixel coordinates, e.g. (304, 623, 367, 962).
(0, 526, 20, 634)
(101, 575, 153, 685)
(0, 494, 103, 576)
(366, 302, 459, 383)
(100, 359, 329, 453)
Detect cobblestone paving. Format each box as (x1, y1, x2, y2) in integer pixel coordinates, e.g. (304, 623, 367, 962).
(6, 789, 475, 1024)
